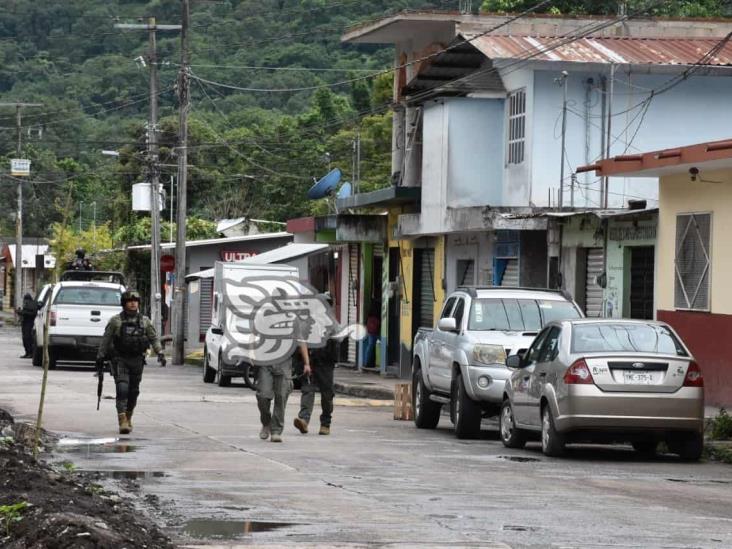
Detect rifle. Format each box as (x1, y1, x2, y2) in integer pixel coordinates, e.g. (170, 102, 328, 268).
(96, 360, 108, 411)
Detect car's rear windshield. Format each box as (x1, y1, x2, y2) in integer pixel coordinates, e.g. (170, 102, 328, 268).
(55, 287, 121, 306)
(572, 323, 688, 356)
(468, 298, 581, 331)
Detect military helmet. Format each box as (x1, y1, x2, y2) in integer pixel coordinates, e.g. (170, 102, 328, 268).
(120, 290, 141, 306)
(75, 248, 86, 258)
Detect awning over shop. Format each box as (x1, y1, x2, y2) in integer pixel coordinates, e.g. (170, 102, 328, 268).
(185, 243, 330, 281)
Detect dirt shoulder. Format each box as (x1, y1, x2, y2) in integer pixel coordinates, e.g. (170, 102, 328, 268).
(0, 408, 177, 549)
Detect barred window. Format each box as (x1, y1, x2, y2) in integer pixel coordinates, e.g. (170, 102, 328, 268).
(507, 89, 526, 165)
(674, 213, 711, 311)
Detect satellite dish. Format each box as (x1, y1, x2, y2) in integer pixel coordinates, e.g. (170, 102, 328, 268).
(307, 168, 341, 200)
(336, 181, 352, 199)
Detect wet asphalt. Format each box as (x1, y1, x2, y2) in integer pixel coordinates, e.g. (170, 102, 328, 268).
(1, 324, 732, 548)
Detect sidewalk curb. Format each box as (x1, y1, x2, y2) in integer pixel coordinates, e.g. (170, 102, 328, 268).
(333, 381, 394, 401)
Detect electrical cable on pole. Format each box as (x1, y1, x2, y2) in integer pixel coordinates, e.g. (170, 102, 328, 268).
(114, 18, 181, 334)
(173, 0, 190, 366)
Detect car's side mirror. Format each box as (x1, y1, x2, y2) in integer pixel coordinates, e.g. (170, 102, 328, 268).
(437, 317, 457, 332)
(506, 354, 524, 369)
(210, 327, 224, 336)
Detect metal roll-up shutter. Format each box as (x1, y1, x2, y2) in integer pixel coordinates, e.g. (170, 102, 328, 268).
(347, 244, 359, 363)
(500, 259, 519, 287)
(199, 278, 214, 336)
(585, 248, 604, 318)
(414, 248, 435, 329)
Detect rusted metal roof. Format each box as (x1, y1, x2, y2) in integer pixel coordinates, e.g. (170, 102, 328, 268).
(465, 34, 732, 66)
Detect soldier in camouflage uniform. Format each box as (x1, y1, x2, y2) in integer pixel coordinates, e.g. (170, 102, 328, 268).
(96, 290, 165, 434)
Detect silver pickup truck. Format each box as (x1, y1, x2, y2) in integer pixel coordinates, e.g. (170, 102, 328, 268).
(412, 287, 583, 439)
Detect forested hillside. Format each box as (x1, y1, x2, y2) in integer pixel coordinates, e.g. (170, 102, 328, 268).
(0, 0, 440, 244)
(0, 0, 728, 248)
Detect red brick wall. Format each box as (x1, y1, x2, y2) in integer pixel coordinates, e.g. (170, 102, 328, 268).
(658, 310, 732, 407)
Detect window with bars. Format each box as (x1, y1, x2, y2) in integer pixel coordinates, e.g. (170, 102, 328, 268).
(507, 88, 526, 165)
(674, 213, 711, 311)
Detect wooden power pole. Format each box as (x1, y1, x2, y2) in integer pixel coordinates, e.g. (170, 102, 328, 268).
(172, 0, 190, 365)
(0, 102, 42, 312)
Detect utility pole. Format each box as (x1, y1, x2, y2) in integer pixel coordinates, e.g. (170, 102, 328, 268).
(556, 71, 569, 209)
(115, 18, 180, 331)
(172, 0, 191, 365)
(0, 101, 42, 312)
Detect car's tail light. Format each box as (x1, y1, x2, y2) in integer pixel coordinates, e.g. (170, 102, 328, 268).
(49, 311, 57, 327)
(563, 358, 594, 385)
(683, 361, 704, 387)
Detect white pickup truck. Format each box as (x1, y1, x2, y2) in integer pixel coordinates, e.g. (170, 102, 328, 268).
(33, 272, 126, 368)
(412, 287, 583, 439)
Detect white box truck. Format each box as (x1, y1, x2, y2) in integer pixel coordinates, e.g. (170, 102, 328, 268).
(202, 261, 299, 388)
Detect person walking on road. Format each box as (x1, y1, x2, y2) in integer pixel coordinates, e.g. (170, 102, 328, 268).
(18, 293, 38, 358)
(96, 290, 165, 434)
(257, 319, 310, 443)
(294, 337, 337, 436)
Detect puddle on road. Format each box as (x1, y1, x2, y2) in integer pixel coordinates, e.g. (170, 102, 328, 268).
(56, 437, 138, 454)
(498, 455, 541, 463)
(667, 478, 732, 485)
(83, 470, 167, 480)
(183, 519, 297, 539)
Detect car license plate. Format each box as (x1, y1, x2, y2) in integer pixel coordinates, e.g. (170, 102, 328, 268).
(622, 371, 659, 384)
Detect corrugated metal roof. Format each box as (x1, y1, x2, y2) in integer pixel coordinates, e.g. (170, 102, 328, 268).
(465, 34, 732, 66)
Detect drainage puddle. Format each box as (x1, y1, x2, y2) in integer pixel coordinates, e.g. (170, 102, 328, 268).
(83, 470, 167, 480)
(183, 520, 297, 539)
(56, 437, 138, 454)
(498, 455, 541, 463)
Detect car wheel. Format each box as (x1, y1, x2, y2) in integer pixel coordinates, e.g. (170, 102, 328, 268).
(541, 404, 565, 457)
(500, 399, 526, 449)
(413, 365, 440, 429)
(242, 362, 259, 391)
(32, 340, 42, 367)
(202, 348, 215, 383)
(632, 440, 658, 456)
(216, 354, 231, 387)
(452, 372, 481, 439)
(672, 432, 704, 462)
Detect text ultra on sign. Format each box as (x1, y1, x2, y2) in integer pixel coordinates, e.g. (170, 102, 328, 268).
(10, 159, 30, 176)
(221, 250, 257, 262)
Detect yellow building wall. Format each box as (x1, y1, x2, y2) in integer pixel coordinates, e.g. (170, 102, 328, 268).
(432, 235, 446, 322)
(657, 169, 732, 315)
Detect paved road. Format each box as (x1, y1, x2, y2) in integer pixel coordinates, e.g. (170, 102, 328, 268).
(1, 324, 731, 548)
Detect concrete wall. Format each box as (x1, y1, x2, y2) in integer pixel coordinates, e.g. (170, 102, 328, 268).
(531, 69, 732, 209)
(446, 98, 504, 208)
(657, 170, 732, 315)
(445, 232, 494, 294)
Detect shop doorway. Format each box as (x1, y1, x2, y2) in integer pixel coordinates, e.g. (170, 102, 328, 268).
(629, 246, 654, 320)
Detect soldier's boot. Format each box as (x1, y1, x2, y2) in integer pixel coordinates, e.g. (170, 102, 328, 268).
(319, 425, 330, 436)
(294, 417, 309, 434)
(126, 409, 134, 433)
(118, 412, 131, 435)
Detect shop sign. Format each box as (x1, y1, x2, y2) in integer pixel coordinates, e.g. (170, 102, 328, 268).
(221, 250, 257, 262)
(608, 225, 656, 242)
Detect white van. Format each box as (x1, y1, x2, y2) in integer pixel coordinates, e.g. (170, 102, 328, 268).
(202, 261, 298, 387)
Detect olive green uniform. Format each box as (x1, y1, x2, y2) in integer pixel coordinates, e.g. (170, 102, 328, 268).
(256, 361, 294, 436)
(97, 311, 162, 415)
